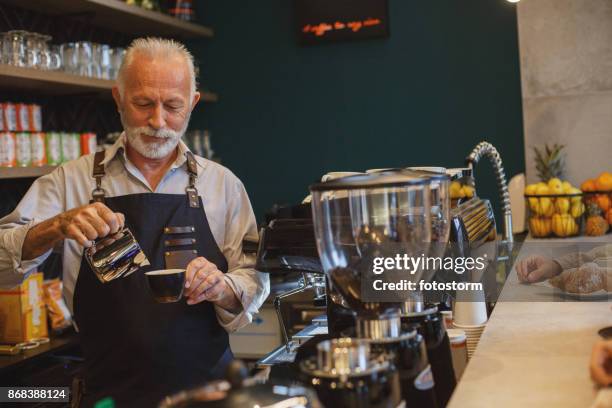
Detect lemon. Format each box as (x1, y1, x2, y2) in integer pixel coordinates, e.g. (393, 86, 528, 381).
(570, 202, 585, 218)
(562, 181, 573, 194)
(555, 198, 570, 214)
(543, 200, 554, 217)
(524, 184, 537, 195)
(536, 184, 550, 196)
(450, 181, 462, 199)
(462, 185, 475, 198)
(528, 198, 540, 213)
(548, 178, 563, 195)
(569, 187, 582, 205)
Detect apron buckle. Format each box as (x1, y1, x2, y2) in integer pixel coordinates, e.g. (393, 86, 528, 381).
(92, 188, 106, 203)
(185, 186, 200, 208)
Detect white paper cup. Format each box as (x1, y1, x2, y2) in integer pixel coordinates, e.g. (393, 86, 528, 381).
(453, 300, 488, 326)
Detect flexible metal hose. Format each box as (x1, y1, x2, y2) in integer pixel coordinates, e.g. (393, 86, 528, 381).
(465, 141, 513, 242)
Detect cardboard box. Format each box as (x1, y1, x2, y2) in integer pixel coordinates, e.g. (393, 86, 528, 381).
(0, 272, 48, 343)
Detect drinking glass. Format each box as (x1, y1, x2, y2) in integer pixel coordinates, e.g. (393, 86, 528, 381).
(91, 43, 110, 79)
(6, 30, 27, 67)
(35, 34, 55, 70)
(49, 44, 62, 70)
(0, 33, 5, 64)
(97, 44, 111, 79)
(24, 31, 40, 68)
(75, 41, 93, 76)
(61, 43, 78, 74)
(109, 47, 125, 79)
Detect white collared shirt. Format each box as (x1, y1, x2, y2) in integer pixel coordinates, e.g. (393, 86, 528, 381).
(0, 134, 269, 332)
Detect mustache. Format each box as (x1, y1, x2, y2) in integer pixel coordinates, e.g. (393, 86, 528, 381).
(129, 126, 181, 140)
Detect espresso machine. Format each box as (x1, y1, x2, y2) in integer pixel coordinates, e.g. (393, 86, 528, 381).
(255, 209, 327, 355)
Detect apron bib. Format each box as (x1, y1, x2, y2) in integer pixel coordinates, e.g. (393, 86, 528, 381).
(73, 151, 231, 407)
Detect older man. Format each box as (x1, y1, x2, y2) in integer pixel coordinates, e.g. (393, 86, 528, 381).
(0, 38, 269, 406)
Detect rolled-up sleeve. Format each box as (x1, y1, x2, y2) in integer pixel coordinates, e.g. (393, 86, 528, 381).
(0, 168, 65, 286)
(214, 178, 269, 332)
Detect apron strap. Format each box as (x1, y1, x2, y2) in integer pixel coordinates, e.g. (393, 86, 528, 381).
(185, 151, 200, 208)
(91, 150, 106, 203)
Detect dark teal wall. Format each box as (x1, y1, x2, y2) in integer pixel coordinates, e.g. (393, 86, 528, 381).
(190, 0, 525, 222)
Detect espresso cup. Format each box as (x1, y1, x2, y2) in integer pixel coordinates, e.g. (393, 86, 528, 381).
(145, 269, 186, 303)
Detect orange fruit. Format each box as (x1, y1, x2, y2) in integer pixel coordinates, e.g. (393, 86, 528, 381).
(585, 215, 609, 236)
(596, 194, 611, 211)
(581, 179, 597, 192)
(595, 172, 612, 191)
(607, 208, 612, 226)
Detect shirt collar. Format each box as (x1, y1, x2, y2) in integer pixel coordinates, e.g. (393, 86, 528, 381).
(101, 132, 203, 175)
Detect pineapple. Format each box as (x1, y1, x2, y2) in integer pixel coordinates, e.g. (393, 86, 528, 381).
(533, 143, 566, 182)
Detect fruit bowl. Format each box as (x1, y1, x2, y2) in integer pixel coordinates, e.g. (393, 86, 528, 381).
(580, 172, 612, 233)
(582, 191, 612, 233)
(524, 192, 584, 238)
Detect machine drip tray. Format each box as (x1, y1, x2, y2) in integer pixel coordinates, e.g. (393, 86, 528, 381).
(257, 342, 299, 366)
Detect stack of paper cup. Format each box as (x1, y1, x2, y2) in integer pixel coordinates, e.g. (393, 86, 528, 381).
(451, 322, 486, 359)
(452, 290, 488, 359)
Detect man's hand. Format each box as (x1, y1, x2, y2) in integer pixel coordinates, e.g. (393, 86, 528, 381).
(22, 202, 125, 260)
(56, 202, 125, 248)
(591, 340, 612, 386)
(516, 255, 563, 283)
(185, 257, 235, 307)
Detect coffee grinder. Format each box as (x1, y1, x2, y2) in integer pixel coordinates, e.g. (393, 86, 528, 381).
(306, 172, 439, 407)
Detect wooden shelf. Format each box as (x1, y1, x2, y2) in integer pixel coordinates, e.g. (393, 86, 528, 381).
(0, 165, 57, 180)
(0, 0, 213, 39)
(0, 65, 218, 102)
(0, 330, 79, 371)
(0, 65, 114, 96)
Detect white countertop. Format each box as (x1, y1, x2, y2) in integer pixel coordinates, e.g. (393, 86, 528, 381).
(448, 236, 612, 408)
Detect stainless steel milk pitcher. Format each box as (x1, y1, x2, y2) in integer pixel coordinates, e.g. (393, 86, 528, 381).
(85, 227, 150, 283)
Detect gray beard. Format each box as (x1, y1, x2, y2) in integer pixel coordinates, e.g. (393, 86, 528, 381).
(120, 111, 190, 159)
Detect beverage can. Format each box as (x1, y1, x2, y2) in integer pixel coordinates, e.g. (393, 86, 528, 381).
(46, 132, 62, 165)
(80, 132, 97, 155)
(15, 103, 30, 132)
(15, 132, 32, 167)
(31, 132, 47, 166)
(61, 132, 81, 162)
(28, 104, 42, 132)
(0, 132, 16, 167)
(2, 102, 17, 132)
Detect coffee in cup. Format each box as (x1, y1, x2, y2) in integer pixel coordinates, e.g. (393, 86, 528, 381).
(145, 269, 186, 303)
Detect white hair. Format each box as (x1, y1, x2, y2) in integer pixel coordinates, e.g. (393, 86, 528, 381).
(116, 37, 197, 99)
